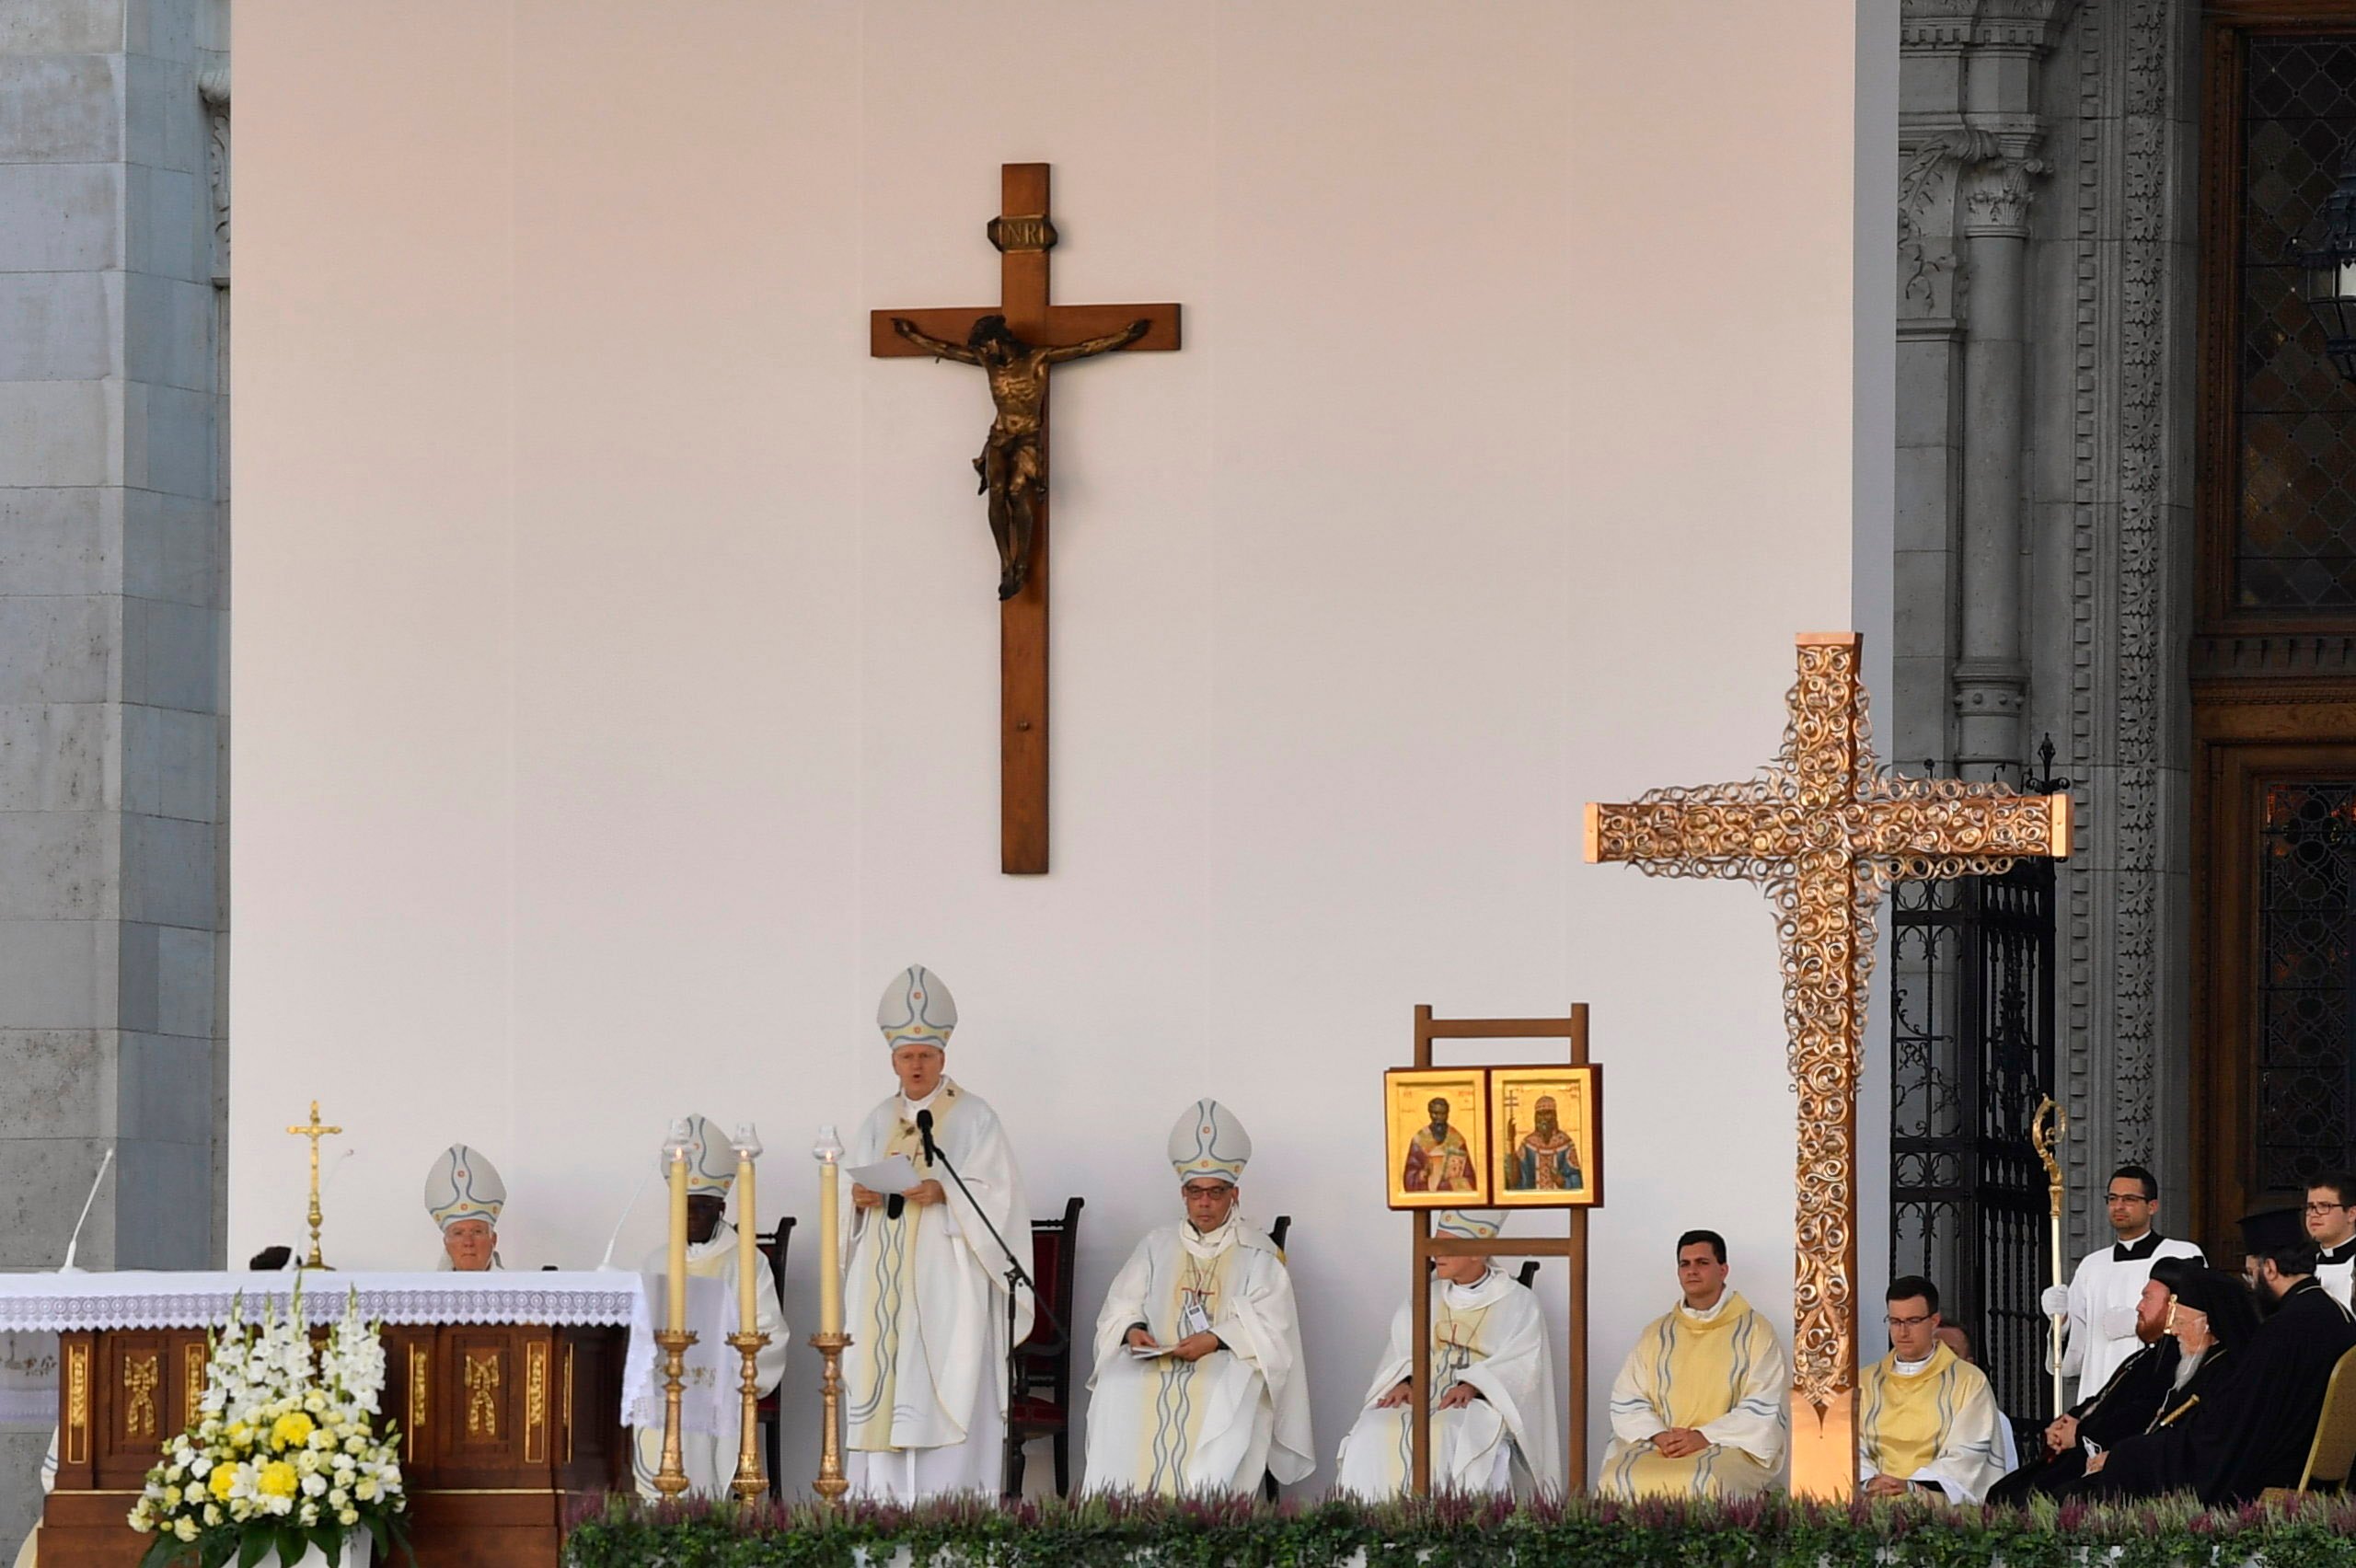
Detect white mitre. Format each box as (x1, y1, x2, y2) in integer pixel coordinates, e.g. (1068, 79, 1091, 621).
(1168, 1098, 1251, 1183)
(422, 1144, 505, 1230)
(877, 964, 957, 1049)
(1433, 1209, 1507, 1241)
(661, 1113, 737, 1196)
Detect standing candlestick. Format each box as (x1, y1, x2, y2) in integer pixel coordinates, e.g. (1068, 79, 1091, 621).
(2030, 1095, 2069, 1417)
(728, 1125, 769, 1500)
(652, 1328, 694, 1498)
(814, 1127, 844, 1336)
(808, 1331, 850, 1503)
(285, 1101, 343, 1270)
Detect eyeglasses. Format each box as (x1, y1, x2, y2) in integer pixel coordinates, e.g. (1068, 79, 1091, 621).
(2306, 1201, 2352, 1215)
(2105, 1193, 2152, 1205)
(1884, 1313, 1936, 1328)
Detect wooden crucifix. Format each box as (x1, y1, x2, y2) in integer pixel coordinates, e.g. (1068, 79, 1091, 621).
(1585, 632, 2070, 1500)
(872, 163, 1181, 875)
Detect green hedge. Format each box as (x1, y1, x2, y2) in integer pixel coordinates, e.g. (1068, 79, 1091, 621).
(561, 1491, 2356, 1568)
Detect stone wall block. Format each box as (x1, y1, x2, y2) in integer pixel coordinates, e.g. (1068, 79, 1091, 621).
(124, 51, 197, 173)
(122, 702, 213, 819)
(1895, 338, 1959, 448)
(119, 812, 212, 929)
(0, 1030, 103, 1138)
(0, 919, 112, 1030)
(121, 487, 213, 605)
(0, 1135, 113, 1267)
(124, 162, 201, 282)
(116, 1031, 210, 1145)
(0, 701, 113, 810)
(121, 271, 211, 391)
(0, 811, 114, 919)
(0, 379, 115, 486)
(0, 54, 120, 163)
(0, 163, 120, 270)
(0, 1, 127, 55)
(124, 0, 193, 63)
(0, 596, 114, 703)
(0, 271, 112, 379)
(1895, 444, 1957, 552)
(112, 1137, 208, 1268)
(123, 379, 211, 497)
(121, 594, 212, 710)
(154, 922, 210, 1037)
(116, 916, 156, 1031)
(0, 488, 117, 596)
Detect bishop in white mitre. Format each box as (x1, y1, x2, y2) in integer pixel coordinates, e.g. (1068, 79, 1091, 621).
(1081, 1100, 1314, 1497)
(630, 1115, 787, 1498)
(2041, 1164, 2201, 1406)
(844, 966, 1034, 1500)
(423, 1144, 506, 1271)
(1598, 1229, 1787, 1498)
(1334, 1209, 1561, 1499)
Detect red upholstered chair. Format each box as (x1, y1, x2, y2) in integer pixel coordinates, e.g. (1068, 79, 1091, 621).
(755, 1218, 794, 1486)
(1004, 1197, 1085, 1496)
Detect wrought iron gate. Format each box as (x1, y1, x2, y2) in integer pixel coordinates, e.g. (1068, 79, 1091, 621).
(1888, 853, 2059, 1419)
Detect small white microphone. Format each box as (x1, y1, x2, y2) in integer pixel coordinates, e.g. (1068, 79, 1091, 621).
(58, 1147, 116, 1274)
(596, 1169, 653, 1273)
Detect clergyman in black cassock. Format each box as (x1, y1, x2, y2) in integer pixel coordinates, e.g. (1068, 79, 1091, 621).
(2075, 1208, 2356, 1505)
(1987, 1256, 2206, 1504)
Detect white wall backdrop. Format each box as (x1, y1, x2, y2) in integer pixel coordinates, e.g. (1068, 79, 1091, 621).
(233, 0, 1875, 1494)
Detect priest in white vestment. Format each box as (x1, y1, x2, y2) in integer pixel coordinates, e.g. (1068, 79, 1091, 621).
(1858, 1275, 2011, 1504)
(1081, 1100, 1314, 1497)
(630, 1115, 787, 1498)
(1334, 1210, 1561, 1498)
(843, 966, 1034, 1500)
(2041, 1165, 2201, 1405)
(1600, 1228, 1787, 1498)
(423, 1144, 506, 1271)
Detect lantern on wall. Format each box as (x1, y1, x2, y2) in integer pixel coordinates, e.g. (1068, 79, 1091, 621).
(2296, 149, 2356, 385)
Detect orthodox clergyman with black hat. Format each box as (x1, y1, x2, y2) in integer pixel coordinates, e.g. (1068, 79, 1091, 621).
(2075, 1205, 2355, 1505)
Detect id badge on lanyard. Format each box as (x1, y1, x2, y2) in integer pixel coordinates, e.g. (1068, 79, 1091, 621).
(1180, 1294, 1214, 1340)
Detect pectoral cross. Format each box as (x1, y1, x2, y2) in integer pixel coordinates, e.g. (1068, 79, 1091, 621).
(1585, 632, 2071, 1501)
(286, 1100, 342, 1269)
(873, 163, 1182, 874)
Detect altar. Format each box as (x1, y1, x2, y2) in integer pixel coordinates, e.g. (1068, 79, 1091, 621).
(1, 1273, 651, 1568)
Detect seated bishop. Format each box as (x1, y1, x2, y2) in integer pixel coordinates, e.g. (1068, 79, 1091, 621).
(1599, 1228, 1787, 1499)
(843, 966, 1034, 1500)
(1334, 1209, 1561, 1498)
(1081, 1100, 1314, 1497)
(423, 1144, 505, 1271)
(630, 1115, 787, 1498)
(1857, 1275, 2011, 1504)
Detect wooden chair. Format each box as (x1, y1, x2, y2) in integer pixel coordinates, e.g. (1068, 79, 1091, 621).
(1517, 1260, 1540, 1287)
(755, 1218, 795, 1487)
(1261, 1214, 1293, 1502)
(1004, 1197, 1086, 1496)
(2263, 1343, 2356, 1505)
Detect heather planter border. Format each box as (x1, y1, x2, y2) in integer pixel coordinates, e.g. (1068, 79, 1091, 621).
(562, 1492, 2356, 1568)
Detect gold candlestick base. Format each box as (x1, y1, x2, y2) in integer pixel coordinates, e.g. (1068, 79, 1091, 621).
(808, 1331, 851, 1504)
(653, 1328, 698, 1497)
(727, 1331, 771, 1501)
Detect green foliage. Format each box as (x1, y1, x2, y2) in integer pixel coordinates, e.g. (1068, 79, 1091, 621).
(559, 1490, 2356, 1568)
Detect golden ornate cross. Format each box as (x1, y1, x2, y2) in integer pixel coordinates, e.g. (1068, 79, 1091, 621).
(286, 1100, 342, 1269)
(1584, 632, 2069, 1499)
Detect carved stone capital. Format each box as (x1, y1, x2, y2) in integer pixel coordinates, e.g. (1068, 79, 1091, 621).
(1898, 130, 1995, 317)
(1962, 152, 2050, 238)
(199, 67, 229, 285)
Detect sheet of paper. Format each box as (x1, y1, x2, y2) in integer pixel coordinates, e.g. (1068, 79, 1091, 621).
(848, 1155, 923, 1193)
(1126, 1342, 1172, 1359)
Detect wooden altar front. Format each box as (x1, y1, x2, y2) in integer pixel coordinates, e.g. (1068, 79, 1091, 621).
(39, 1321, 630, 1568)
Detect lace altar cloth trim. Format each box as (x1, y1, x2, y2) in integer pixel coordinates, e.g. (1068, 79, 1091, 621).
(0, 1271, 642, 1332)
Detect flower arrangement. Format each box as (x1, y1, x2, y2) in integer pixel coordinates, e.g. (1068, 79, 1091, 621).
(130, 1285, 408, 1568)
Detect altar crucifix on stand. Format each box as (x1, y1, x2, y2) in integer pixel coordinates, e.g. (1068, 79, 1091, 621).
(872, 163, 1182, 874)
(1585, 631, 2071, 1499)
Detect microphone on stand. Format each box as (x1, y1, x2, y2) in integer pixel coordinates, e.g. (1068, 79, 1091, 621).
(595, 1169, 653, 1272)
(916, 1109, 939, 1168)
(58, 1147, 116, 1274)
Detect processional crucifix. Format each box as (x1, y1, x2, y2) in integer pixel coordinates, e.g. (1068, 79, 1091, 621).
(1585, 632, 2070, 1499)
(873, 164, 1181, 874)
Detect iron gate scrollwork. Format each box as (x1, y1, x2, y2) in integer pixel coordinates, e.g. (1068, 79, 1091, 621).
(1889, 840, 2058, 1421)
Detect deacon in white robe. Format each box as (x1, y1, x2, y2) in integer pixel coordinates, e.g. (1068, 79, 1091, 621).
(1082, 1100, 1314, 1497)
(1859, 1276, 2011, 1504)
(1335, 1210, 1561, 1498)
(1599, 1229, 1787, 1499)
(2305, 1173, 2356, 1309)
(631, 1115, 787, 1498)
(2041, 1165, 2200, 1405)
(843, 966, 1034, 1501)
(423, 1143, 506, 1271)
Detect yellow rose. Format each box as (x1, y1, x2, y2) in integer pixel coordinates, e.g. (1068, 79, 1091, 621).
(258, 1462, 299, 1499)
(270, 1412, 315, 1450)
(208, 1466, 238, 1501)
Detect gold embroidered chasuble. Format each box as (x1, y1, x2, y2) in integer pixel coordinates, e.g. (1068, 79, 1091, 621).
(1599, 1290, 1787, 1499)
(1855, 1343, 2011, 1503)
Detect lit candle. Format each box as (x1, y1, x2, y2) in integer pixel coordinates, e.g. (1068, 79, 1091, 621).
(814, 1125, 844, 1336)
(664, 1123, 690, 1336)
(733, 1124, 762, 1335)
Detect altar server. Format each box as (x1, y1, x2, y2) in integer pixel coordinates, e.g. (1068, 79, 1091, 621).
(1857, 1275, 2011, 1503)
(422, 1143, 505, 1271)
(631, 1115, 787, 1498)
(843, 967, 1034, 1500)
(1599, 1229, 1787, 1499)
(2305, 1172, 2356, 1309)
(1334, 1210, 1560, 1498)
(1082, 1100, 1314, 1496)
(2041, 1165, 2201, 1406)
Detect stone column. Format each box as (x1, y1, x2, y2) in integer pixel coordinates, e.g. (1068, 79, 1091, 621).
(0, 0, 227, 1545)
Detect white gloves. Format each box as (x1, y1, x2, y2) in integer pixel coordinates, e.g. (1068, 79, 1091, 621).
(2039, 1286, 2071, 1316)
(2098, 1306, 2139, 1340)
